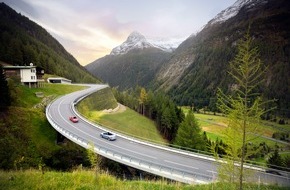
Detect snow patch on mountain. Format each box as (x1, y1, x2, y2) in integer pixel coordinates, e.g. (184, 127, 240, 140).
(110, 31, 186, 55)
(147, 36, 187, 52)
(110, 31, 153, 55)
(208, 0, 268, 25)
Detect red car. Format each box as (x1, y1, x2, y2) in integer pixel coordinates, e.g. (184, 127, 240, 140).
(69, 116, 78, 123)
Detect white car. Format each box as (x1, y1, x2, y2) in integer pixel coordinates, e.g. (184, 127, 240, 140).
(100, 132, 116, 141)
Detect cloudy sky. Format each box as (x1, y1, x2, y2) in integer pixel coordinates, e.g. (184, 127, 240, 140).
(2, 0, 236, 65)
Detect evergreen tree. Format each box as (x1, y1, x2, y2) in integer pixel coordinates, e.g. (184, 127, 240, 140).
(216, 31, 275, 189)
(0, 65, 11, 112)
(174, 110, 206, 151)
(267, 146, 285, 170)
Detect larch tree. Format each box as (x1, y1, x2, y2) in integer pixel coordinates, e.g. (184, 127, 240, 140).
(87, 142, 102, 174)
(138, 87, 148, 115)
(216, 31, 274, 190)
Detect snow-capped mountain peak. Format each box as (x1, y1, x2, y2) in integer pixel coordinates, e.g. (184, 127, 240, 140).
(110, 31, 153, 55)
(126, 31, 146, 42)
(110, 31, 186, 55)
(207, 0, 268, 25)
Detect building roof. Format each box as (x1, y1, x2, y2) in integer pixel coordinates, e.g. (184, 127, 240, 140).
(47, 77, 72, 82)
(3, 65, 36, 69)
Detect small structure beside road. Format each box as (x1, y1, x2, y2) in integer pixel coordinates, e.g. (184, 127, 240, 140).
(47, 77, 71, 84)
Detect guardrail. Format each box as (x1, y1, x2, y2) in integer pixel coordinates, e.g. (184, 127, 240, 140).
(46, 102, 214, 184)
(46, 84, 290, 185)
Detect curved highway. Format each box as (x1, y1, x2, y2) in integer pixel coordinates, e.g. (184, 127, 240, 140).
(46, 84, 290, 186)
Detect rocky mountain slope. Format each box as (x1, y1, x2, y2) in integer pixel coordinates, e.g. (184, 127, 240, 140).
(0, 3, 99, 83)
(86, 32, 171, 90)
(86, 0, 289, 116)
(156, 0, 290, 116)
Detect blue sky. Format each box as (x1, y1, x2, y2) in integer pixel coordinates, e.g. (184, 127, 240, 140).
(2, 0, 237, 65)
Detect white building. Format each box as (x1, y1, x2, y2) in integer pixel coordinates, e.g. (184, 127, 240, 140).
(3, 63, 44, 88)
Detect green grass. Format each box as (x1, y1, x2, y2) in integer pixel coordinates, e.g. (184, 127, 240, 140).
(260, 120, 290, 133)
(77, 87, 167, 144)
(77, 87, 118, 112)
(14, 83, 88, 156)
(84, 108, 167, 144)
(16, 83, 87, 108)
(29, 109, 61, 157)
(205, 131, 223, 141)
(0, 83, 88, 169)
(0, 170, 288, 190)
(181, 107, 290, 137)
(180, 108, 288, 148)
(280, 152, 290, 159)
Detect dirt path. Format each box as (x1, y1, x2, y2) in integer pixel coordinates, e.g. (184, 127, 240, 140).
(102, 103, 126, 114)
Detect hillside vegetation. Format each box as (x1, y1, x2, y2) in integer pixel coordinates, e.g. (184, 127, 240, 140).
(0, 3, 99, 83)
(85, 0, 290, 119)
(77, 87, 167, 143)
(77, 87, 118, 113)
(0, 83, 89, 170)
(0, 81, 288, 189)
(86, 48, 171, 90)
(161, 0, 290, 117)
(0, 170, 288, 190)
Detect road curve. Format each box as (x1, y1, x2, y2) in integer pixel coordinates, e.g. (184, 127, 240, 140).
(46, 84, 290, 186)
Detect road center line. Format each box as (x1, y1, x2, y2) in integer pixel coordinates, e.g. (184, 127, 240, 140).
(165, 160, 198, 170)
(57, 97, 157, 160)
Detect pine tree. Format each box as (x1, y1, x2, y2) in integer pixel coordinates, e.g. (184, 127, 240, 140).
(174, 110, 206, 151)
(267, 146, 285, 170)
(0, 65, 11, 112)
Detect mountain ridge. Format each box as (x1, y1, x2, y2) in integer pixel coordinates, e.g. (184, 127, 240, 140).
(158, 0, 290, 114)
(0, 2, 99, 83)
(86, 47, 171, 90)
(110, 31, 185, 56)
(207, 0, 268, 26)
(85, 0, 290, 116)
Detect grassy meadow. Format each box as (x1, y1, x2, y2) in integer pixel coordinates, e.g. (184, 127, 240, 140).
(80, 107, 167, 144)
(13, 82, 86, 108)
(181, 107, 289, 148)
(0, 170, 288, 190)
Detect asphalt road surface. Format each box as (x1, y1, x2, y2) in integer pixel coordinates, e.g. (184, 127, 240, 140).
(46, 84, 290, 186)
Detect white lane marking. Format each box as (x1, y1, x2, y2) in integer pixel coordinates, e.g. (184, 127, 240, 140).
(165, 160, 198, 170)
(207, 170, 217, 174)
(56, 97, 157, 160)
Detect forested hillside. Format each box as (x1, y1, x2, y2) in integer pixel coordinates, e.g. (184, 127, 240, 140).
(0, 3, 99, 83)
(85, 0, 290, 118)
(86, 48, 171, 90)
(156, 0, 290, 117)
